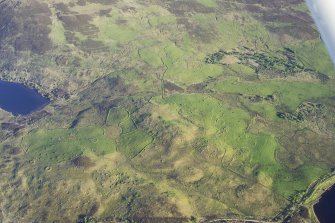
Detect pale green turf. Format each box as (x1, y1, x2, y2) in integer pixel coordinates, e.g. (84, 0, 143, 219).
(164, 93, 328, 198)
(25, 127, 116, 163)
(197, 0, 217, 7)
(212, 77, 335, 110)
(49, 8, 66, 46)
(292, 40, 335, 77)
(118, 130, 153, 159)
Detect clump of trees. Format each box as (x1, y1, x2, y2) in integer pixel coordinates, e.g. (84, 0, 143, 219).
(205, 48, 329, 80)
(277, 102, 326, 122)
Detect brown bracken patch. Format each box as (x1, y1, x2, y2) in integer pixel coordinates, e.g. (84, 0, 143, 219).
(218, 0, 318, 41)
(162, 0, 214, 17)
(71, 155, 95, 168)
(15, 1, 53, 54)
(164, 81, 184, 93)
(2, 145, 22, 155)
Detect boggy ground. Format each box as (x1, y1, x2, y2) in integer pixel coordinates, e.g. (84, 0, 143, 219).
(0, 0, 334, 222)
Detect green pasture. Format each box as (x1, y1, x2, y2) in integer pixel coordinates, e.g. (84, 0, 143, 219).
(197, 0, 217, 7)
(25, 127, 116, 164)
(163, 93, 327, 198)
(291, 40, 335, 76)
(212, 77, 335, 110)
(118, 130, 153, 159)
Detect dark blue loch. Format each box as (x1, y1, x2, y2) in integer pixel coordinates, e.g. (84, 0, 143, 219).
(314, 184, 335, 223)
(0, 80, 49, 115)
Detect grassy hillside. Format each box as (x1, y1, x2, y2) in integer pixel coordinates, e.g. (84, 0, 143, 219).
(0, 0, 334, 222)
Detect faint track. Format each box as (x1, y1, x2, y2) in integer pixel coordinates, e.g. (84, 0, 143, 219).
(201, 218, 277, 223)
(160, 57, 168, 99)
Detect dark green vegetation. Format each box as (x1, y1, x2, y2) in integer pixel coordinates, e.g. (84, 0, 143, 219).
(205, 48, 330, 81)
(0, 0, 334, 222)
